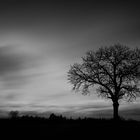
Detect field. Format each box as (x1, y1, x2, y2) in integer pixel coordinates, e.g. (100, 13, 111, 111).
(0, 115, 140, 139)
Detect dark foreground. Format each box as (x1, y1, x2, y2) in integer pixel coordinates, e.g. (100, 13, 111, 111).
(0, 116, 140, 139)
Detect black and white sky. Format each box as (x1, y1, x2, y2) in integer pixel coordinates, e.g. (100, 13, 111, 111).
(0, 0, 140, 117)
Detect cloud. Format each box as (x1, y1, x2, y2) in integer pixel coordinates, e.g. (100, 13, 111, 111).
(0, 46, 26, 88)
(0, 46, 24, 74)
(0, 45, 46, 90)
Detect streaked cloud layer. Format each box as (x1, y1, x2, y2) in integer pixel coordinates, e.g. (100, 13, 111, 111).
(0, 0, 140, 117)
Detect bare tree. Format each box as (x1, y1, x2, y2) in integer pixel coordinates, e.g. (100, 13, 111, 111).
(68, 44, 140, 120)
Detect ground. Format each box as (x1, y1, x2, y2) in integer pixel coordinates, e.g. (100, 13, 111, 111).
(0, 116, 140, 139)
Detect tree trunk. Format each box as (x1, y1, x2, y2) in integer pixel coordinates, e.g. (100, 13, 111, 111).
(113, 101, 119, 120)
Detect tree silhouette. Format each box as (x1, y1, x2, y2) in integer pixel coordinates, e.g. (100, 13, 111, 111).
(9, 111, 19, 118)
(68, 44, 140, 120)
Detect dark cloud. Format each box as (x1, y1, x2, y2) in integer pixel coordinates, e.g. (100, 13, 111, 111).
(0, 46, 32, 89)
(4, 93, 19, 100)
(0, 46, 25, 75)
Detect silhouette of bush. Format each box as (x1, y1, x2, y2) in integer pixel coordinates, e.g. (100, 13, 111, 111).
(49, 113, 67, 121)
(9, 111, 19, 118)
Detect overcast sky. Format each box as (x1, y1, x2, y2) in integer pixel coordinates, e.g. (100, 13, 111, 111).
(0, 0, 140, 116)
